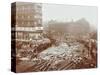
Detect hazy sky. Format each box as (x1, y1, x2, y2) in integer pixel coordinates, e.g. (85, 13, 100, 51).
(42, 4, 98, 26)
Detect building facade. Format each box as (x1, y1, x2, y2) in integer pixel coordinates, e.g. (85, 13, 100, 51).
(11, 2, 43, 41)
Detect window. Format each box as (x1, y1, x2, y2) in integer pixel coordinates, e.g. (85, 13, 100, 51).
(38, 20, 41, 24)
(28, 22, 30, 26)
(34, 15, 37, 18)
(34, 22, 37, 26)
(22, 22, 24, 25)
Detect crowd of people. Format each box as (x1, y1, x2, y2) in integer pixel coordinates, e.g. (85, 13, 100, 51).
(16, 38, 52, 64)
(16, 34, 97, 71)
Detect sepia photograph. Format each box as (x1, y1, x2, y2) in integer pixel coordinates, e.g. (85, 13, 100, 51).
(11, 2, 97, 73)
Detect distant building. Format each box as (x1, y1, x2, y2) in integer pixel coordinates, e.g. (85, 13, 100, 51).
(11, 2, 43, 41)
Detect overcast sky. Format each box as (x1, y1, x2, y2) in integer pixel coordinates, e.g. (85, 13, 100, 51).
(42, 3, 98, 26)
